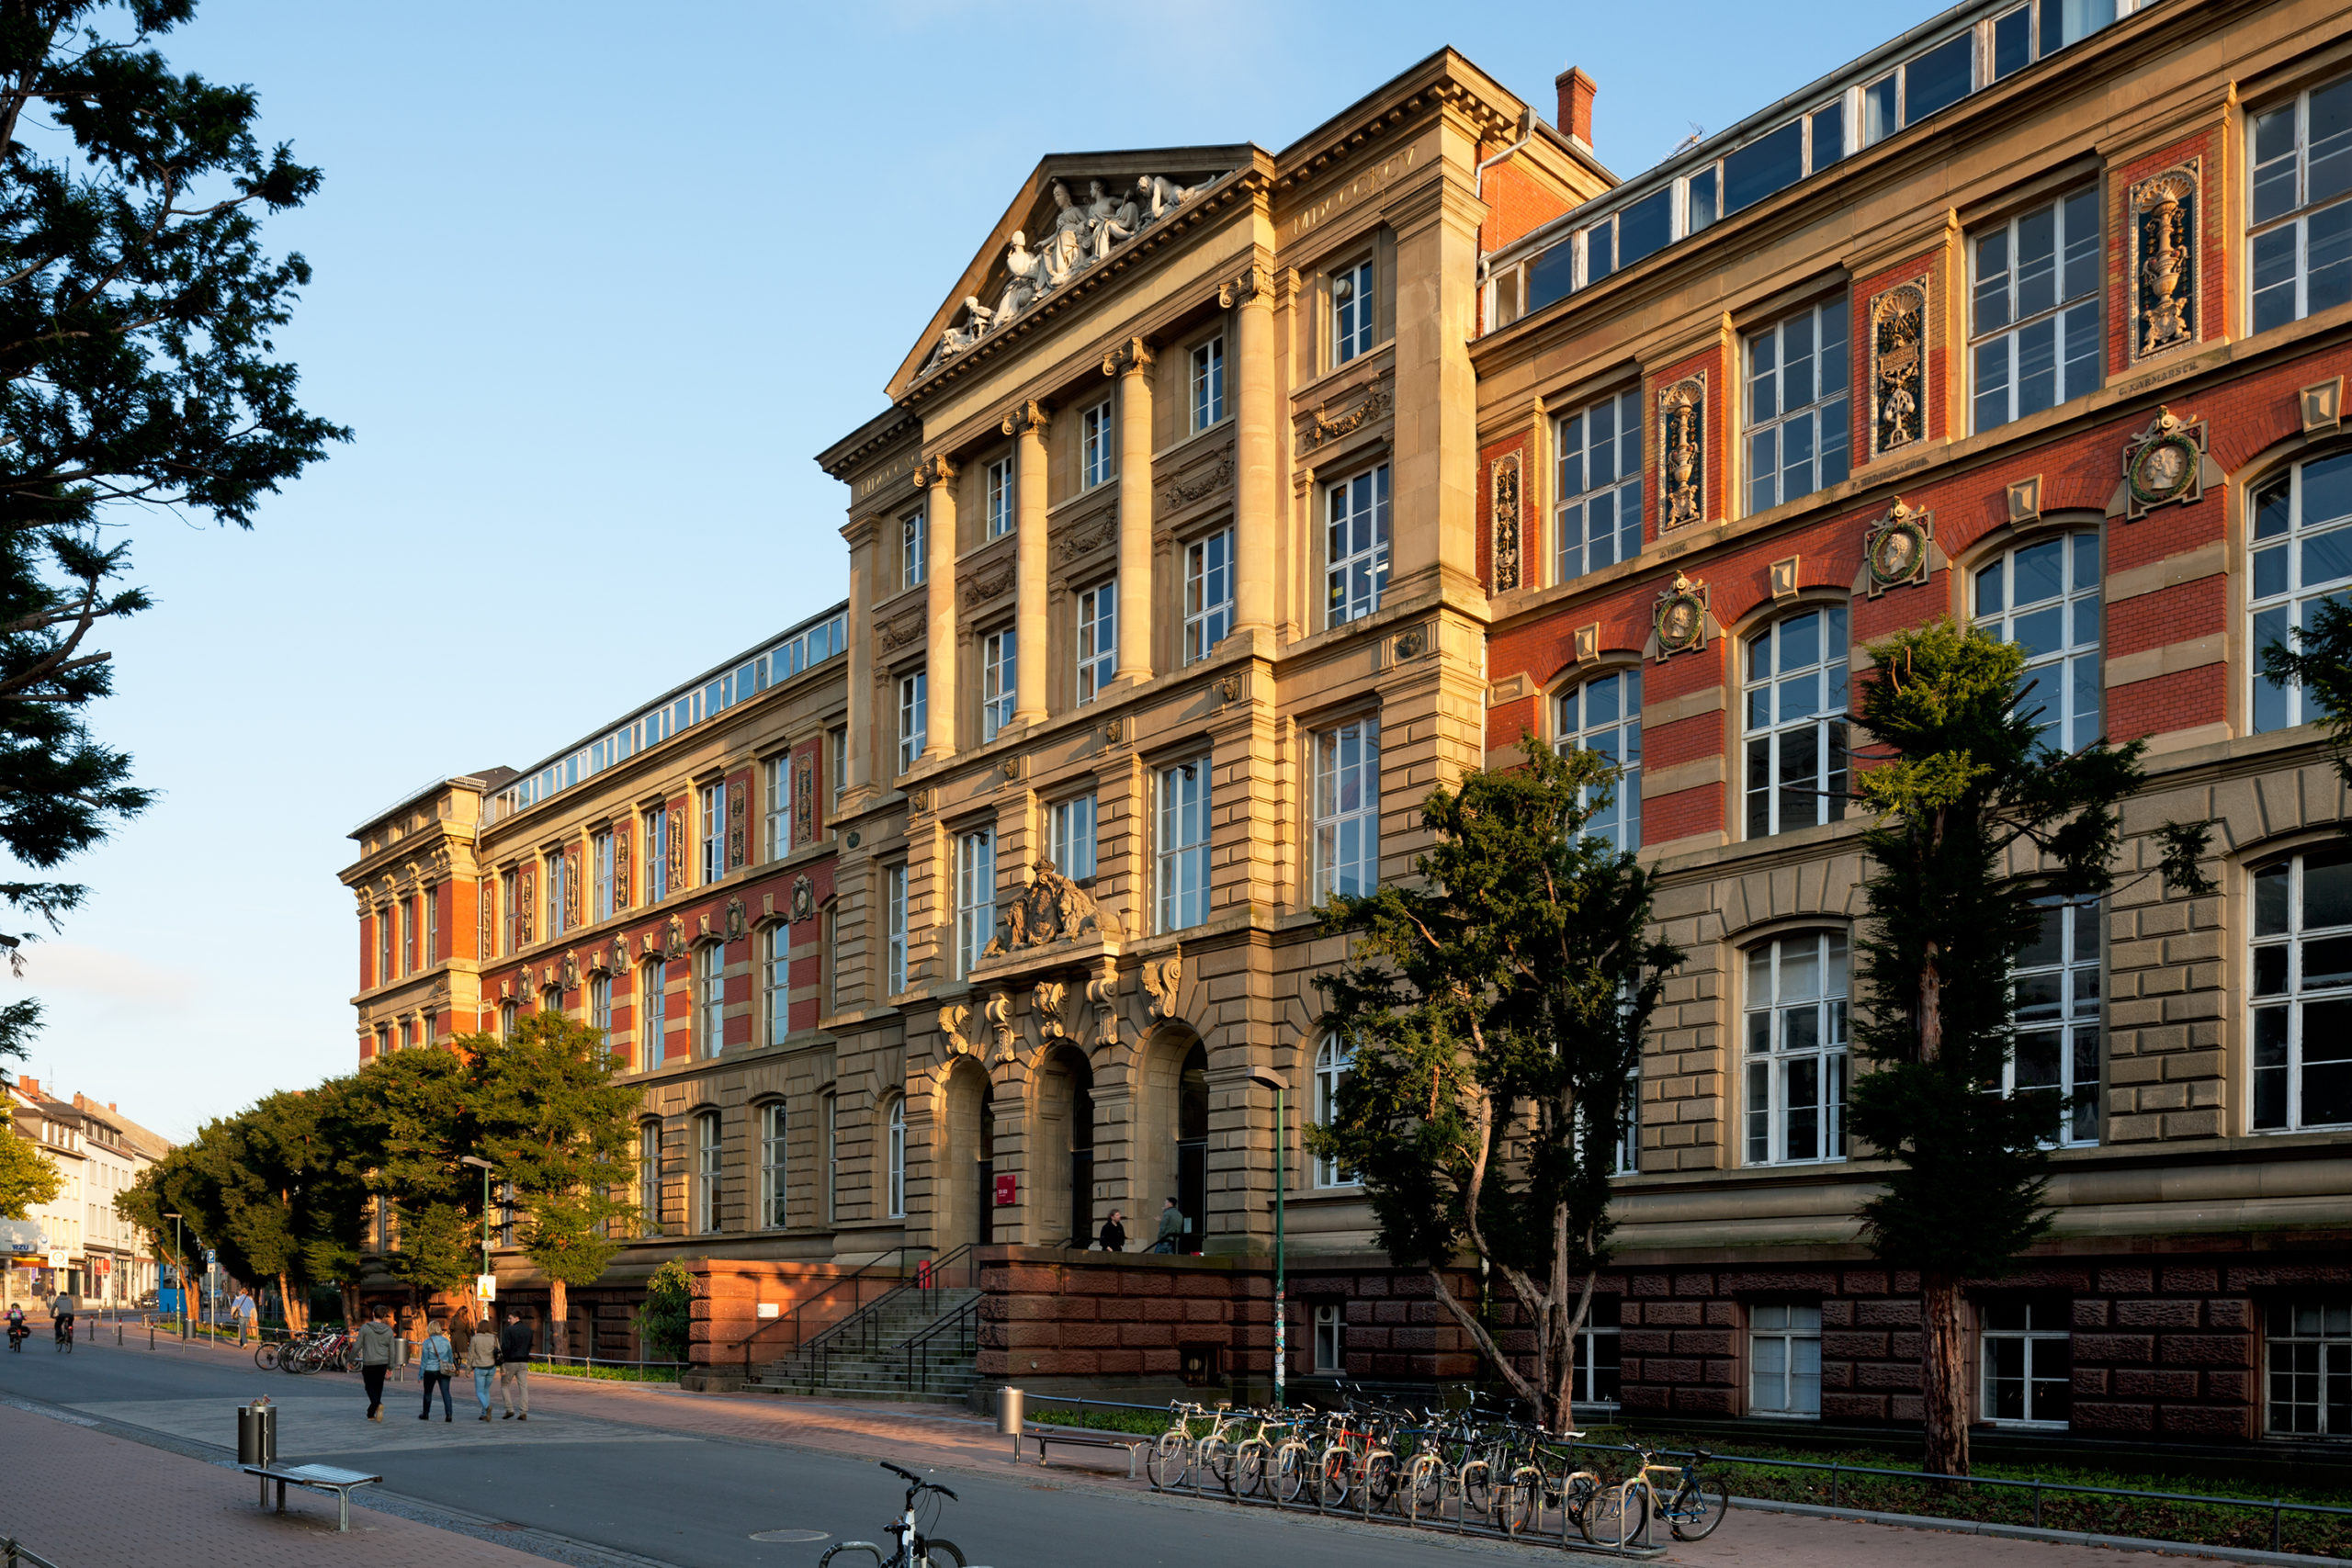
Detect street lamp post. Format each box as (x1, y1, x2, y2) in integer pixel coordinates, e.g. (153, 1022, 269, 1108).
(1244, 1067, 1287, 1410)
(459, 1156, 494, 1283)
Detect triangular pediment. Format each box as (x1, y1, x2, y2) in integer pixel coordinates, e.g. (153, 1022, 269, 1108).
(888, 144, 1259, 400)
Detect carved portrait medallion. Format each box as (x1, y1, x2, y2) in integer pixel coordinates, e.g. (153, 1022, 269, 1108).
(2120, 405, 2209, 520)
(1651, 571, 1710, 660)
(1862, 499, 1934, 597)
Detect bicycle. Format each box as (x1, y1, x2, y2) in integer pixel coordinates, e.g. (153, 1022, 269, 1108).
(1642, 1443, 1728, 1541)
(1144, 1400, 1223, 1489)
(53, 1316, 74, 1354)
(1575, 1441, 1728, 1546)
(817, 1460, 971, 1568)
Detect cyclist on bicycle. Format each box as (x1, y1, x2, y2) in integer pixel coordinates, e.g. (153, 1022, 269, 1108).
(6, 1302, 26, 1351)
(51, 1290, 76, 1345)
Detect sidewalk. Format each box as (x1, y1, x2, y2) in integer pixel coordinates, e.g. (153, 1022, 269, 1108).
(0, 1401, 556, 1568)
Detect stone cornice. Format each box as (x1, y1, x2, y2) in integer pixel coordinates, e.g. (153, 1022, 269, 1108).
(1270, 48, 1524, 196)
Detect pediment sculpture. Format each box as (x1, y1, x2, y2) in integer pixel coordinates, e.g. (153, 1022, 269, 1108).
(983, 860, 1122, 957)
(925, 172, 1227, 371)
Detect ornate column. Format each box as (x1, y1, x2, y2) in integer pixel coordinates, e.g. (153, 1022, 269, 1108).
(1227, 266, 1277, 634)
(1006, 400, 1050, 726)
(1108, 339, 1155, 683)
(915, 455, 959, 761)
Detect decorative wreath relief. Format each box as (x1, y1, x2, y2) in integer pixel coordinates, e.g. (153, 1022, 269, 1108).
(1651, 571, 1710, 660)
(2121, 405, 2209, 520)
(1863, 498, 1935, 598)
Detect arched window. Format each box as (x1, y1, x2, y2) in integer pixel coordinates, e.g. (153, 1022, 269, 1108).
(1314, 1035, 1357, 1189)
(1557, 668, 1642, 852)
(1742, 605, 1848, 840)
(758, 1102, 787, 1230)
(2251, 844, 2352, 1133)
(638, 1120, 662, 1237)
(886, 1099, 907, 1220)
(694, 1111, 722, 1234)
(1973, 530, 2101, 752)
(2251, 455, 2352, 732)
(1742, 931, 1849, 1166)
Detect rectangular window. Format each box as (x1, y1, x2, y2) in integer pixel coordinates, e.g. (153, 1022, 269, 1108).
(700, 782, 727, 886)
(885, 863, 909, 996)
(593, 831, 615, 921)
(1746, 298, 1850, 513)
(759, 1102, 787, 1230)
(697, 943, 725, 1058)
(887, 1101, 906, 1220)
(2004, 899, 2102, 1145)
(1332, 257, 1375, 366)
(695, 1114, 722, 1235)
(898, 671, 927, 774)
(1724, 119, 1804, 216)
(985, 456, 1015, 539)
(1559, 668, 1643, 853)
(764, 755, 791, 862)
(1972, 188, 2101, 432)
(1312, 719, 1380, 902)
(1315, 1034, 1357, 1188)
(2266, 1300, 2352, 1436)
(1080, 400, 1114, 491)
(500, 869, 517, 954)
(638, 1122, 662, 1236)
(2252, 74, 2352, 333)
(590, 973, 612, 1038)
(1749, 1303, 1824, 1416)
(640, 961, 668, 1071)
(830, 725, 847, 807)
(1743, 606, 1849, 839)
(1313, 1302, 1346, 1374)
(379, 906, 394, 981)
(643, 808, 670, 905)
(975, 627, 1016, 743)
(1555, 391, 1644, 582)
(1191, 336, 1226, 431)
(1744, 932, 1850, 1165)
(1325, 465, 1391, 626)
(1156, 755, 1213, 933)
(900, 506, 926, 591)
(1982, 1299, 2072, 1427)
(1076, 581, 1116, 705)
(1182, 528, 1234, 663)
(825, 907, 840, 1017)
(1574, 1295, 1623, 1410)
(398, 901, 414, 976)
(764, 923, 790, 1046)
(1051, 794, 1098, 882)
(2250, 846, 2352, 1132)
(823, 1096, 838, 1226)
(956, 827, 997, 977)
(545, 851, 569, 939)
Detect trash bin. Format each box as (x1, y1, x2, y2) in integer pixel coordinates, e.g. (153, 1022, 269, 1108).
(237, 1397, 277, 1467)
(996, 1386, 1023, 1436)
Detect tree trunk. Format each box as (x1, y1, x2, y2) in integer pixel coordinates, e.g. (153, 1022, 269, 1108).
(549, 1277, 569, 1361)
(276, 1271, 303, 1333)
(1920, 1271, 1970, 1478)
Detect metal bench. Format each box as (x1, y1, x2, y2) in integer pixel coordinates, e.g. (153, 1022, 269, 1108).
(1024, 1428, 1144, 1477)
(241, 1462, 384, 1532)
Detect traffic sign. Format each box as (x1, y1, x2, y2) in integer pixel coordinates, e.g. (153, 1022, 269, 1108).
(46, 1250, 68, 1269)
(475, 1273, 497, 1303)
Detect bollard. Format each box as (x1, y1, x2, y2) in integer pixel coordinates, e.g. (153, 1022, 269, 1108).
(997, 1386, 1023, 1462)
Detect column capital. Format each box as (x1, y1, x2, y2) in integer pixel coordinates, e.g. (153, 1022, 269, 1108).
(1218, 265, 1274, 310)
(1001, 399, 1049, 439)
(912, 454, 958, 488)
(1102, 337, 1156, 378)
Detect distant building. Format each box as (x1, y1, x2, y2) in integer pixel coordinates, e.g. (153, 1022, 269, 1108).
(5, 1077, 167, 1305)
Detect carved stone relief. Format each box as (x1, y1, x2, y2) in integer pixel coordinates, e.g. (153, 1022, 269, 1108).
(666, 809, 685, 896)
(1087, 961, 1120, 1048)
(1861, 499, 1934, 597)
(1055, 512, 1116, 564)
(613, 825, 631, 908)
(1306, 383, 1393, 447)
(983, 861, 1122, 957)
(1870, 281, 1927, 456)
(1033, 981, 1069, 1040)
(2131, 162, 2199, 361)
(880, 610, 926, 651)
(1160, 445, 1234, 510)
(922, 172, 1228, 372)
(960, 563, 1013, 612)
(1141, 951, 1182, 1021)
(790, 874, 817, 923)
(728, 786, 747, 869)
(983, 990, 1015, 1063)
(1651, 571, 1710, 660)
(2119, 405, 2210, 520)
(1490, 452, 1521, 592)
(724, 896, 748, 942)
(1658, 375, 1706, 529)
(941, 1003, 976, 1056)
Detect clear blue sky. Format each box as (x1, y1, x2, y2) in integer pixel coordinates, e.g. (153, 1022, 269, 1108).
(20, 0, 1931, 1138)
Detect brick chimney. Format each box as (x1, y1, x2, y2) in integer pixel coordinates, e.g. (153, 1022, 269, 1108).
(1556, 67, 1598, 149)
(17, 1076, 37, 1100)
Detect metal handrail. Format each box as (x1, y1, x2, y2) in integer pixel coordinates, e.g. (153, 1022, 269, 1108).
(896, 1293, 980, 1393)
(800, 1244, 981, 1390)
(728, 1247, 931, 1377)
(3, 1537, 68, 1568)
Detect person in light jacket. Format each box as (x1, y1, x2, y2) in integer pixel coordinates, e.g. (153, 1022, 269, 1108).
(417, 1318, 455, 1422)
(466, 1318, 500, 1421)
(356, 1306, 398, 1421)
(1151, 1196, 1184, 1254)
(497, 1309, 533, 1420)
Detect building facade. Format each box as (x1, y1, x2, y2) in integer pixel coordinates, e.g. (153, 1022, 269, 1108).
(4, 1078, 165, 1306)
(347, 0, 2352, 1447)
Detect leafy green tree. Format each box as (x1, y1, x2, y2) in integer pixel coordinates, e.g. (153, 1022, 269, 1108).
(2262, 597, 2352, 800)
(332, 1047, 476, 1306)
(1308, 738, 1682, 1429)
(1849, 620, 2211, 1478)
(0, 0, 346, 1068)
(639, 1258, 693, 1364)
(0, 1128, 59, 1216)
(459, 1011, 639, 1356)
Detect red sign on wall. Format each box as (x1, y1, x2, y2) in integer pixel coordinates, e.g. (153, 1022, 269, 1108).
(993, 1173, 1017, 1207)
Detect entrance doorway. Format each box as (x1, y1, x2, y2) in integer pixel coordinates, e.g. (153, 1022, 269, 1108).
(1068, 1056, 1095, 1249)
(976, 1082, 995, 1247)
(1176, 1043, 1207, 1255)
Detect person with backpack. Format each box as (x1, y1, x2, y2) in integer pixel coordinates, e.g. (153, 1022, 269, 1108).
(417, 1317, 455, 1422)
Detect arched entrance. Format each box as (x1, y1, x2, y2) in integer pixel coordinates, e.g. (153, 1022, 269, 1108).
(1176, 1042, 1207, 1255)
(977, 1080, 996, 1247)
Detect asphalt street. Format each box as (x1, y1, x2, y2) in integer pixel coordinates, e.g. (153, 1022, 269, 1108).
(0, 1328, 1561, 1568)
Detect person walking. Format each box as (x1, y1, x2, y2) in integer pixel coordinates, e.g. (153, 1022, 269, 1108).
(49, 1290, 76, 1345)
(467, 1317, 500, 1422)
(231, 1288, 256, 1348)
(497, 1309, 533, 1421)
(417, 1317, 455, 1422)
(356, 1305, 397, 1421)
(1097, 1210, 1126, 1252)
(1151, 1196, 1184, 1254)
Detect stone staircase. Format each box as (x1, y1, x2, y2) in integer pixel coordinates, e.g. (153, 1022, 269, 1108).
(747, 1284, 982, 1404)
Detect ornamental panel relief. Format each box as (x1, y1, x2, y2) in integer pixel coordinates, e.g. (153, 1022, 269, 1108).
(1490, 451, 1521, 592)
(1869, 279, 1927, 457)
(2130, 161, 2199, 362)
(1658, 375, 1706, 530)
